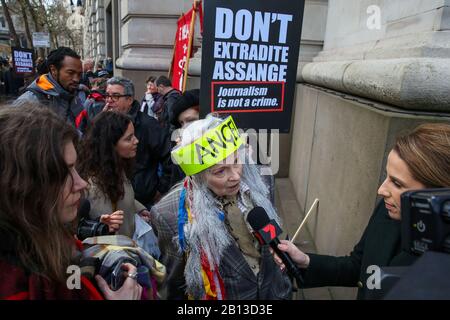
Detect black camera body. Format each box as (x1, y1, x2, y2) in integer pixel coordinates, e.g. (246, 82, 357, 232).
(371, 188, 450, 299)
(77, 217, 110, 240)
(76, 198, 110, 240)
(77, 218, 109, 241)
(401, 188, 450, 255)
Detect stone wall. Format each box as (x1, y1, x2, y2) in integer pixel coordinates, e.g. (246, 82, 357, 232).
(84, 0, 106, 65)
(113, 0, 193, 98)
(303, 0, 450, 111)
(288, 0, 450, 299)
(289, 84, 450, 299)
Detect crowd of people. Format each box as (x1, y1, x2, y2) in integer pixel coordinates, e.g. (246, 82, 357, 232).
(0, 57, 25, 98)
(0, 46, 449, 300)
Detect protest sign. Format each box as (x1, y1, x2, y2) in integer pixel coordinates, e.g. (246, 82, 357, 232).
(12, 47, 34, 74)
(200, 0, 305, 132)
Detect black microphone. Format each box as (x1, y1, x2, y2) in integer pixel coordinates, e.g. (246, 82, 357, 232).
(247, 206, 304, 287)
(77, 198, 91, 219)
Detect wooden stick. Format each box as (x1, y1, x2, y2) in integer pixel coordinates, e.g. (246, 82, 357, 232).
(290, 198, 319, 243)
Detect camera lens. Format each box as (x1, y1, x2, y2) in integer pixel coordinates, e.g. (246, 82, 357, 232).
(77, 218, 110, 240)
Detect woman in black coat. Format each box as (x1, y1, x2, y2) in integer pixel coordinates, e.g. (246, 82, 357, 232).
(274, 123, 450, 299)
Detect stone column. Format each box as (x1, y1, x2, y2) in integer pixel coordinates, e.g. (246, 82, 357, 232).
(303, 0, 450, 111)
(114, 0, 194, 98)
(94, 0, 106, 64)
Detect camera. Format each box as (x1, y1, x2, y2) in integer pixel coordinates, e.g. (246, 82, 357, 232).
(369, 188, 450, 299)
(401, 188, 450, 255)
(77, 217, 110, 240)
(76, 198, 110, 240)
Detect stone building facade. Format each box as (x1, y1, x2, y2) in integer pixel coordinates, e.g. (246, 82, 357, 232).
(83, 0, 450, 299)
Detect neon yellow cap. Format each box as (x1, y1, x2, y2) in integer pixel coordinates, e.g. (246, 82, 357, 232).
(171, 116, 243, 176)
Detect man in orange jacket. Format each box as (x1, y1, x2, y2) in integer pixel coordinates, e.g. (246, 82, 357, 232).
(15, 47, 84, 127)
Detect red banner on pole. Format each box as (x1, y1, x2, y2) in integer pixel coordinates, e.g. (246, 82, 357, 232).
(198, 1, 204, 35)
(171, 8, 195, 91)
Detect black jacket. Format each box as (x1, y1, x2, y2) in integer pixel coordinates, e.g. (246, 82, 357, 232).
(159, 89, 181, 136)
(128, 100, 172, 207)
(301, 201, 417, 299)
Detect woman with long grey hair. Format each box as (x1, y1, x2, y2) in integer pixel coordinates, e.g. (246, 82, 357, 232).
(151, 114, 291, 300)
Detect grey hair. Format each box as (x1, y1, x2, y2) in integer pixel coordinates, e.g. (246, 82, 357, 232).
(107, 76, 135, 97)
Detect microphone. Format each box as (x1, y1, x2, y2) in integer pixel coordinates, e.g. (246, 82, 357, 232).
(247, 206, 304, 287)
(77, 198, 91, 219)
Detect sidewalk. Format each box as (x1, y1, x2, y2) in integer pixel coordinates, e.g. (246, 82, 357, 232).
(274, 178, 333, 300)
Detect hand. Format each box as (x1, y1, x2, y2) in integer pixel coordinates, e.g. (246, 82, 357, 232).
(138, 209, 151, 223)
(271, 240, 310, 270)
(95, 263, 143, 300)
(102, 102, 113, 112)
(100, 210, 124, 233)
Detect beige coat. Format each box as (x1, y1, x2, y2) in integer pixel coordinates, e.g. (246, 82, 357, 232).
(85, 179, 146, 238)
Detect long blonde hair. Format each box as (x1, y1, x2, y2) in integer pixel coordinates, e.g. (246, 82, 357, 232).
(0, 103, 79, 282)
(394, 123, 450, 188)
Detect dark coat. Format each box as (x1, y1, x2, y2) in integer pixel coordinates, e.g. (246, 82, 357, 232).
(80, 70, 95, 87)
(302, 201, 418, 299)
(0, 231, 103, 300)
(128, 101, 172, 207)
(158, 89, 181, 136)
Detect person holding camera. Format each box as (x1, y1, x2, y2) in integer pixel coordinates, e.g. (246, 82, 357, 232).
(77, 111, 160, 258)
(272, 123, 450, 299)
(0, 103, 142, 299)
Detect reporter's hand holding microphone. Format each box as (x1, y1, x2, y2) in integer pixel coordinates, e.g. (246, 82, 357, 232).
(247, 207, 305, 286)
(272, 240, 310, 270)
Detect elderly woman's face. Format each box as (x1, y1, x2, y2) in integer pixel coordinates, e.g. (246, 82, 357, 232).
(204, 152, 243, 197)
(377, 150, 426, 220)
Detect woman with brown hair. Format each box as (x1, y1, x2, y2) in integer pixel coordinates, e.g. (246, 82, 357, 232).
(273, 122, 450, 299)
(0, 103, 142, 299)
(77, 111, 160, 258)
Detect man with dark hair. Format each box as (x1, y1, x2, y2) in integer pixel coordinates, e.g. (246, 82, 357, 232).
(15, 47, 84, 126)
(168, 89, 201, 185)
(104, 76, 172, 208)
(154, 75, 181, 135)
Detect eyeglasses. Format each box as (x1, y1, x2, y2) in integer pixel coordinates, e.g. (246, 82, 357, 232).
(104, 94, 130, 102)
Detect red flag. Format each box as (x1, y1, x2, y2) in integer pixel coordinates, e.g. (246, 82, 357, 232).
(171, 8, 195, 91)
